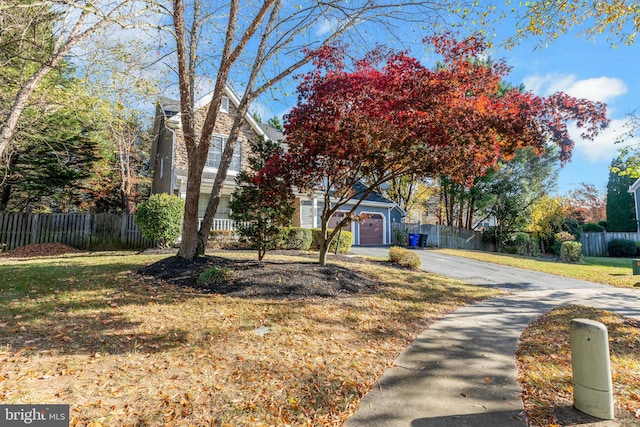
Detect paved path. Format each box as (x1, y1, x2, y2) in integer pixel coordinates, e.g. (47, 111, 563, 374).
(345, 247, 640, 426)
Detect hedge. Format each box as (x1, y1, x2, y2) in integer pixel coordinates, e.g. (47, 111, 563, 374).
(310, 228, 353, 253)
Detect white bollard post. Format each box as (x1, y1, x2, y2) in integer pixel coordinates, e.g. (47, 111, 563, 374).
(570, 318, 615, 420)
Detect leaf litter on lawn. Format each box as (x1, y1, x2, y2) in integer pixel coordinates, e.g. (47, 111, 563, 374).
(516, 305, 640, 426)
(0, 250, 500, 426)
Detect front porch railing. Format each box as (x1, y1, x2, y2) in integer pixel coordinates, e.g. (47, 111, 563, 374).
(198, 218, 246, 231)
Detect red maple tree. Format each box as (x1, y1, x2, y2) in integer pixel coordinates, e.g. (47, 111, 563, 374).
(281, 33, 609, 265)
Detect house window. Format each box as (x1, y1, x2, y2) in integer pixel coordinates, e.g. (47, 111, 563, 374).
(206, 136, 242, 172)
(198, 194, 231, 220)
(220, 96, 229, 113)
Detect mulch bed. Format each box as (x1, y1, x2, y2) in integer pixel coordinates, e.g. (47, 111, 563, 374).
(136, 252, 381, 299)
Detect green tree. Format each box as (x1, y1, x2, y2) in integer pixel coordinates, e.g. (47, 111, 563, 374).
(0, 61, 102, 212)
(266, 116, 283, 131)
(0, 0, 152, 163)
(229, 138, 295, 261)
(606, 157, 637, 232)
(478, 147, 559, 250)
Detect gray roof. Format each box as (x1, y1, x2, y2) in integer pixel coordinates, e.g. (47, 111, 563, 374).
(256, 122, 284, 142)
(156, 96, 284, 142)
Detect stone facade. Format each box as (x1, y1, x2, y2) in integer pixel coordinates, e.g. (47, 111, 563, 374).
(172, 100, 259, 173)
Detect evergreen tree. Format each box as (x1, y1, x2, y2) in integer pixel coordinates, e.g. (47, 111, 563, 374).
(606, 158, 637, 232)
(229, 138, 294, 261)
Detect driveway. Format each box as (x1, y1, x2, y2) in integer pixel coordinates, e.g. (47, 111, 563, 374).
(345, 247, 640, 426)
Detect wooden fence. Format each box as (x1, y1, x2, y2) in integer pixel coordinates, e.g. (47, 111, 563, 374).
(0, 213, 155, 251)
(391, 222, 494, 252)
(581, 232, 640, 257)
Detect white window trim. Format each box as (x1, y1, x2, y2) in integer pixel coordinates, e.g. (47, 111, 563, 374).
(220, 96, 230, 114)
(204, 133, 242, 174)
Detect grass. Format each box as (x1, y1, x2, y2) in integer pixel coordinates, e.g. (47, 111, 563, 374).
(436, 248, 640, 289)
(516, 305, 640, 425)
(0, 251, 500, 426)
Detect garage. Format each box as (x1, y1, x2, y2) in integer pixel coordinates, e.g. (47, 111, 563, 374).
(359, 214, 384, 245)
(328, 212, 351, 231)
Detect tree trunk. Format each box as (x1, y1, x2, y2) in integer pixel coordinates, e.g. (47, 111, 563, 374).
(0, 64, 54, 161)
(196, 110, 246, 255)
(318, 223, 330, 266)
(178, 164, 206, 259)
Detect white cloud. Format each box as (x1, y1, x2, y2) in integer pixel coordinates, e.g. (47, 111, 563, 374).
(316, 18, 339, 37)
(522, 73, 627, 104)
(571, 118, 640, 162)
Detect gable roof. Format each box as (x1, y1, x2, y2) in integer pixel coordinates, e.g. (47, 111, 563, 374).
(156, 85, 283, 142)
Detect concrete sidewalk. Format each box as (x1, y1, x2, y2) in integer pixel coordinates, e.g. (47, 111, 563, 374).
(345, 248, 640, 426)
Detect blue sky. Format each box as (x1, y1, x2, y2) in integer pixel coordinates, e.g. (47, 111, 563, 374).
(493, 31, 640, 195)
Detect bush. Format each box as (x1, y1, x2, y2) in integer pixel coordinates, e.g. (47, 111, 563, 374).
(482, 227, 498, 245)
(389, 246, 421, 270)
(598, 220, 608, 231)
(561, 217, 582, 242)
(530, 238, 541, 257)
(310, 228, 353, 253)
(508, 232, 539, 256)
(135, 194, 184, 247)
(608, 238, 638, 257)
(503, 246, 518, 254)
(582, 222, 605, 232)
(281, 227, 312, 250)
(196, 265, 234, 287)
(393, 228, 408, 246)
(560, 241, 583, 263)
(207, 230, 235, 249)
(552, 231, 576, 255)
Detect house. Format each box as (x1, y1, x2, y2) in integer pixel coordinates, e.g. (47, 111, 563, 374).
(149, 87, 405, 244)
(628, 178, 640, 232)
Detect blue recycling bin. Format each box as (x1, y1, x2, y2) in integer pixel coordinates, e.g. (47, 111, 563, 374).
(408, 233, 420, 247)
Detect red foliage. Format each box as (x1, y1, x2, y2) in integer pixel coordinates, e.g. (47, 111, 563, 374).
(283, 33, 609, 190)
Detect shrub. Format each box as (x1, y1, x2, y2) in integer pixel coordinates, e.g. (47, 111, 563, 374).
(561, 217, 582, 242)
(135, 194, 184, 248)
(208, 230, 235, 249)
(529, 238, 541, 257)
(393, 228, 408, 246)
(552, 231, 576, 255)
(196, 265, 234, 287)
(281, 227, 312, 250)
(560, 241, 583, 263)
(608, 238, 638, 257)
(482, 227, 498, 245)
(508, 232, 540, 256)
(389, 246, 421, 270)
(598, 220, 608, 231)
(582, 222, 605, 232)
(503, 246, 518, 255)
(310, 228, 353, 253)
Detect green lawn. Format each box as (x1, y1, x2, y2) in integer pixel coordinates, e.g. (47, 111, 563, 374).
(436, 248, 640, 289)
